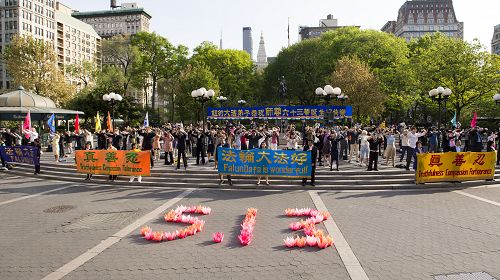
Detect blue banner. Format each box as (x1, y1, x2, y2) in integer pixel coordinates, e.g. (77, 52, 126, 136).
(217, 147, 312, 178)
(207, 105, 352, 120)
(0, 146, 40, 165)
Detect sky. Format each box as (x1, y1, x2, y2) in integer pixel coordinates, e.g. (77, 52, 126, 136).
(63, 0, 499, 58)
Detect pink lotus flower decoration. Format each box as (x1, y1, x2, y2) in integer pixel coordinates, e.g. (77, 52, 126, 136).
(306, 235, 317, 247)
(141, 205, 211, 243)
(212, 232, 224, 243)
(284, 237, 296, 247)
(238, 208, 258, 246)
(296, 237, 306, 248)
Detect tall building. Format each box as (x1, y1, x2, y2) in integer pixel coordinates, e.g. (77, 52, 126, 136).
(243, 27, 253, 59)
(492, 24, 500, 55)
(256, 32, 268, 70)
(0, 0, 100, 91)
(56, 2, 101, 90)
(72, 1, 151, 39)
(382, 0, 464, 42)
(299, 14, 357, 41)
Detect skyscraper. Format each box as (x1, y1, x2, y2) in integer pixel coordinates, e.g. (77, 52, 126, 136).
(382, 0, 464, 42)
(243, 27, 253, 59)
(256, 32, 268, 70)
(492, 24, 500, 55)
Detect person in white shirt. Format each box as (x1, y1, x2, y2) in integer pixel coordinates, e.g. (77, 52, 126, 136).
(23, 127, 38, 143)
(405, 127, 426, 170)
(399, 129, 409, 162)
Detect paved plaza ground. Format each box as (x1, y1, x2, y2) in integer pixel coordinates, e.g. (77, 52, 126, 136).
(2, 172, 500, 280)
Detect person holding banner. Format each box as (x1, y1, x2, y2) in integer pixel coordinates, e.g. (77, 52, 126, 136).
(257, 142, 270, 185)
(83, 142, 93, 181)
(129, 143, 143, 183)
(139, 127, 157, 168)
(302, 140, 318, 186)
(107, 143, 118, 182)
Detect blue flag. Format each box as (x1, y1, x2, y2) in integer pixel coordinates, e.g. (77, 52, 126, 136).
(47, 113, 55, 134)
(143, 112, 149, 128)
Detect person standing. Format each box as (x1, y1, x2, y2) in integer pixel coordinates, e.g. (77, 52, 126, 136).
(428, 128, 440, 153)
(107, 143, 118, 182)
(412, 141, 424, 170)
(270, 128, 280, 150)
(405, 127, 427, 171)
(329, 131, 342, 171)
(32, 138, 41, 175)
(83, 142, 93, 180)
(347, 127, 359, 163)
(367, 132, 383, 171)
(302, 140, 318, 186)
(359, 130, 370, 167)
(129, 143, 143, 183)
(384, 130, 397, 167)
(174, 126, 188, 170)
(163, 130, 174, 165)
(139, 127, 156, 168)
(194, 128, 207, 165)
(399, 129, 409, 162)
(52, 132, 61, 162)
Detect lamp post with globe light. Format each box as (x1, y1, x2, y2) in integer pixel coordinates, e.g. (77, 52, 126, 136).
(237, 99, 247, 106)
(315, 85, 341, 105)
(216, 96, 228, 107)
(102, 92, 122, 130)
(191, 88, 215, 129)
(494, 93, 500, 105)
(429, 87, 452, 129)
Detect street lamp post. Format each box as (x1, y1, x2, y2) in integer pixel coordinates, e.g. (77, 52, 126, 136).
(102, 92, 123, 130)
(315, 85, 341, 105)
(338, 94, 349, 106)
(191, 88, 215, 129)
(494, 93, 500, 105)
(216, 96, 228, 107)
(237, 99, 247, 106)
(429, 87, 452, 129)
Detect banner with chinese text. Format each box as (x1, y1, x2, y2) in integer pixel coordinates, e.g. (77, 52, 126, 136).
(0, 146, 40, 165)
(217, 147, 312, 178)
(75, 150, 151, 176)
(207, 105, 352, 120)
(416, 152, 496, 184)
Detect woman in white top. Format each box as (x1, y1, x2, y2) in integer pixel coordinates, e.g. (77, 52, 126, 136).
(384, 130, 397, 167)
(285, 132, 301, 150)
(359, 130, 370, 167)
(52, 133, 60, 162)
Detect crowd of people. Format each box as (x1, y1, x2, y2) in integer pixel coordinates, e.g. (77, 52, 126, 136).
(1, 122, 499, 186)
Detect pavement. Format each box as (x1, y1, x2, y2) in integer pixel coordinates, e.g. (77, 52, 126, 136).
(2, 173, 500, 280)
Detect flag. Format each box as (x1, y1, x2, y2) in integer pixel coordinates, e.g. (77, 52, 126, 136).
(143, 112, 149, 128)
(107, 111, 113, 131)
(47, 113, 55, 134)
(470, 111, 477, 128)
(287, 17, 290, 46)
(23, 110, 31, 139)
(450, 111, 457, 128)
(379, 121, 386, 129)
(95, 111, 101, 133)
(75, 114, 80, 134)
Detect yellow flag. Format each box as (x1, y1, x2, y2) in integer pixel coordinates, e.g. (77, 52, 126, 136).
(95, 111, 101, 133)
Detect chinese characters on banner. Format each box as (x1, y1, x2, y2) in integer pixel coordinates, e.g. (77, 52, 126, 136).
(207, 105, 353, 120)
(416, 152, 496, 184)
(75, 150, 151, 176)
(0, 146, 40, 165)
(217, 147, 312, 178)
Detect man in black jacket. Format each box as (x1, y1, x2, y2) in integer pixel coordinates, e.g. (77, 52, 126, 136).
(139, 127, 156, 168)
(193, 129, 206, 165)
(302, 140, 318, 186)
(367, 132, 383, 171)
(246, 129, 264, 150)
(174, 127, 188, 170)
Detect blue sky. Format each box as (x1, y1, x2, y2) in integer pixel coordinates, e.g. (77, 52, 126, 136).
(64, 0, 499, 57)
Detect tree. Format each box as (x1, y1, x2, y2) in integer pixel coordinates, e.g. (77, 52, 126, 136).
(191, 42, 255, 106)
(65, 61, 99, 89)
(263, 27, 410, 107)
(102, 35, 140, 92)
(176, 64, 219, 122)
(3, 35, 75, 104)
(329, 56, 386, 121)
(131, 32, 188, 110)
(410, 34, 500, 123)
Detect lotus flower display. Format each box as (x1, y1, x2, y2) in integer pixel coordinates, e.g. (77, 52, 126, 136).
(283, 207, 334, 250)
(238, 208, 258, 246)
(212, 232, 224, 243)
(141, 205, 211, 243)
(284, 237, 296, 247)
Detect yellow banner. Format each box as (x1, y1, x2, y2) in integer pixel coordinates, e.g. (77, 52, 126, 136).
(416, 152, 496, 184)
(75, 150, 151, 176)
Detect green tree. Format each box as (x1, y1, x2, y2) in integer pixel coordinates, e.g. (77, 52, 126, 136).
(65, 61, 99, 89)
(191, 42, 255, 106)
(176, 64, 219, 122)
(410, 34, 500, 123)
(102, 35, 141, 92)
(3, 35, 75, 104)
(329, 56, 386, 121)
(131, 32, 188, 110)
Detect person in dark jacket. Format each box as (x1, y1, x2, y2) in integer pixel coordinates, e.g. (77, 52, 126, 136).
(329, 131, 343, 171)
(246, 129, 264, 150)
(174, 127, 188, 170)
(32, 138, 41, 175)
(302, 140, 318, 186)
(193, 129, 207, 165)
(367, 133, 383, 171)
(139, 127, 157, 168)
